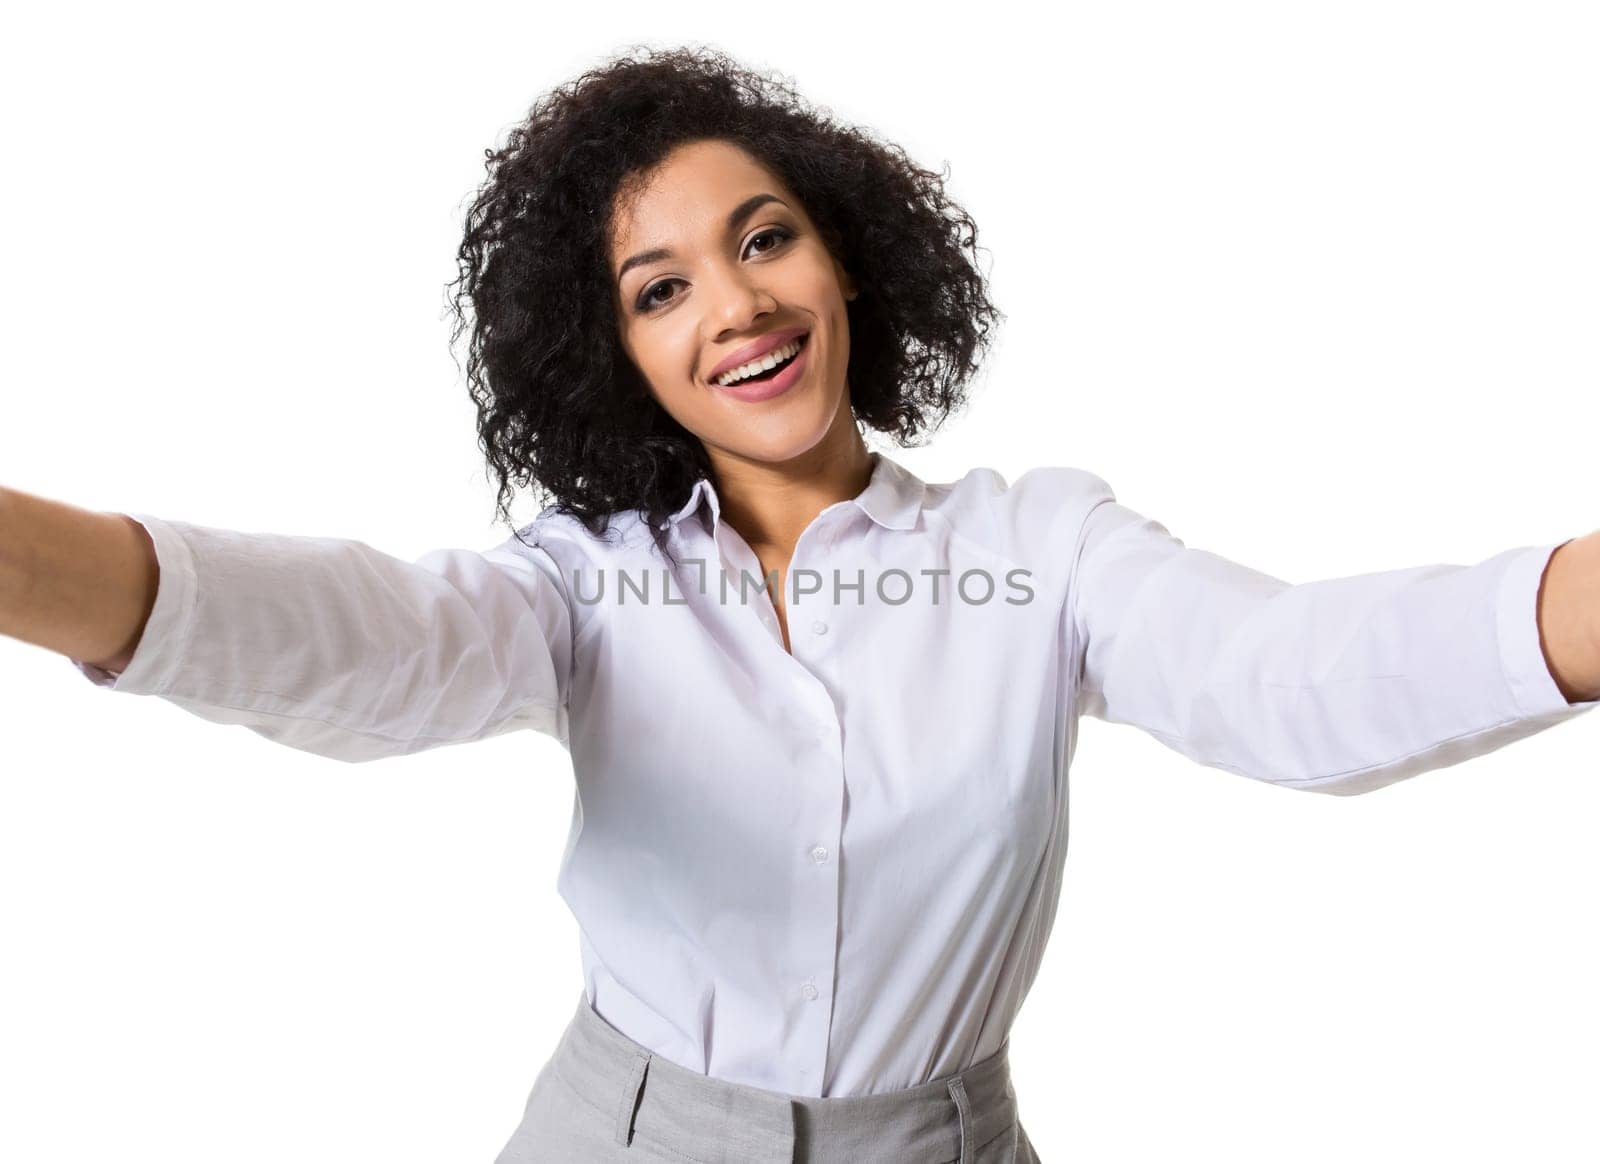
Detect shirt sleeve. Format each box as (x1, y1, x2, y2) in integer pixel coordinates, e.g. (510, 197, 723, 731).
(69, 512, 574, 763)
(1069, 477, 1599, 796)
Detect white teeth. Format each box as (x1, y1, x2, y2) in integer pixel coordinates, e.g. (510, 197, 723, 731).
(713, 338, 804, 386)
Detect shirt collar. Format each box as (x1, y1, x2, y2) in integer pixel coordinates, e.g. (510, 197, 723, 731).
(663, 450, 925, 538)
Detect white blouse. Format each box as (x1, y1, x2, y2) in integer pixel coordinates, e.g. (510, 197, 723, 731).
(73, 451, 1599, 1098)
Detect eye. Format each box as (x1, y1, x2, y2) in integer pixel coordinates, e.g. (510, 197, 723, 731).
(746, 225, 793, 256)
(634, 226, 796, 314)
(639, 279, 681, 311)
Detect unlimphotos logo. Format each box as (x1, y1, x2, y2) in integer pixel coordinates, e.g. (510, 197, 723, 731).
(568, 559, 1036, 607)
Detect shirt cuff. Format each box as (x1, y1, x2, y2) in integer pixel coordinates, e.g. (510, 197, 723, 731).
(1497, 540, 1600, 717)
(69, 511, 198, 696)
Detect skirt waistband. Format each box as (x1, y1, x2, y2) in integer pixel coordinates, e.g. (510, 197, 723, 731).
(550, 991, 1019, 1164)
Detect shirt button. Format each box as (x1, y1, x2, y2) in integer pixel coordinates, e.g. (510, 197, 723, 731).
(810, 845, 829, 863)
(802, 984, 819, 1001)
(811, 619, 828, 635)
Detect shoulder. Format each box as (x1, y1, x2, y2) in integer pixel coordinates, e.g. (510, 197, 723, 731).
(503, 504, 658, 562)
(922, 463, 1118, 564)
(467, 508, 653, 650)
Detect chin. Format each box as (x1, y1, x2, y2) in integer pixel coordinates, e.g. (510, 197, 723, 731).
(718, 422, 835, 466)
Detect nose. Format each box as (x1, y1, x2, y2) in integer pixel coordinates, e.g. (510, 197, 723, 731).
(704, 259, 778, 339)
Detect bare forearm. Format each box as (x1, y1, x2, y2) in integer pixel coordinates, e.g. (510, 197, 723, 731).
(0, 486, 159, 672)
(1536, 530, 1600, 704)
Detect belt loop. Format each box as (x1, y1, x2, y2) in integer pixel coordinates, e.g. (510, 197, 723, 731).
(946, 1075, 975, 1163)
(614, 1050, 651, 1147)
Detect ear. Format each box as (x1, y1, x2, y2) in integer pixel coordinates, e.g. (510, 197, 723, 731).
(836, 259, 859, 302)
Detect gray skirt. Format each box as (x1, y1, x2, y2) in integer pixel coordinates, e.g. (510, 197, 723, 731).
(493, 991, 1041, 1162)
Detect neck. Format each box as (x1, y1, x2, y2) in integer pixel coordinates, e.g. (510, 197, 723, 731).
(707, 435, 874, 556)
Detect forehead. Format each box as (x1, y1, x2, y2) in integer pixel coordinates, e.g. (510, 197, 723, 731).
(609, 140, 795, 249)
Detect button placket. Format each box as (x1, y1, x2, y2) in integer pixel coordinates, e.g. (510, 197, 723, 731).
(782, 608, 842, 1089)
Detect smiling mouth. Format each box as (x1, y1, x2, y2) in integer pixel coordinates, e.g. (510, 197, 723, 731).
(710, 332, 810, 387)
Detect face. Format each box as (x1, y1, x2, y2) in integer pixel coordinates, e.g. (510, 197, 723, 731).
(608, 139, 860, 473)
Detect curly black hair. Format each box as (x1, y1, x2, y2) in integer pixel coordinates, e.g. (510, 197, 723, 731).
(444, 43, 1002, 563)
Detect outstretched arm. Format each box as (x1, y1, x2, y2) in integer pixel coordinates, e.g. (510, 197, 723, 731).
(0, 487, 159, 672)
(1, 484, 575, 763)
(1070, 476, 1600, 797)
(1535, 531, 1600, 704)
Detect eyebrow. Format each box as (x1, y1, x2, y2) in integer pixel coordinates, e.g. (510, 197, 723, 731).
(616, 193, 790, 284)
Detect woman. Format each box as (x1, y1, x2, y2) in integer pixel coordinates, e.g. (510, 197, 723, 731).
(3, 44, 1597, 1163)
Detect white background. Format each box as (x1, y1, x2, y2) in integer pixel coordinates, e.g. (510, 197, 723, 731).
(2, 2, 1596, 1161)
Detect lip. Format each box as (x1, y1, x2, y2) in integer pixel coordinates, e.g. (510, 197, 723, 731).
(706, 326, 810, 383)
(713, 333, 810, 403)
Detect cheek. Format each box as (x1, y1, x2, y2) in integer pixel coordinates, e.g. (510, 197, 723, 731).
(798, 260, 847, 304)
(623, 325, 696, 386)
